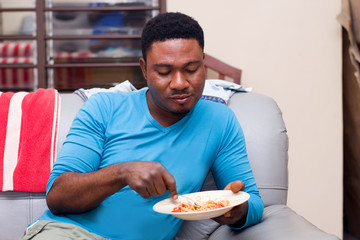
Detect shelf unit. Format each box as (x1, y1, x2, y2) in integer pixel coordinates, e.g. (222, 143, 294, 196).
(0, 0, 166, 91)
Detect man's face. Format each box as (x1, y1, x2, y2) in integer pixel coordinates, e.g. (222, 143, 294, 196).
(140, 39, 205, 118)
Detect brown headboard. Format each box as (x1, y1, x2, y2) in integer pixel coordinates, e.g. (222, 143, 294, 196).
(204, 54, 242, 84)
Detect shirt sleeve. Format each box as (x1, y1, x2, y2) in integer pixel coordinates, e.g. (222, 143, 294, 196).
(46, 93, 110, 195)
(211, 108, 264, 229)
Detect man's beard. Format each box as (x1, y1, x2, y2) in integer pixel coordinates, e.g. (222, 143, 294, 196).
(169, 109, 190, 115)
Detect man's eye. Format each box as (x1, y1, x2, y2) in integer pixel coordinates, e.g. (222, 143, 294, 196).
(158, 71, 170, 76)
(186, 68, 198, 73)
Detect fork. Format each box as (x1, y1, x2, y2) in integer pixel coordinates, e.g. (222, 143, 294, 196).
(179, 195, 201, 208)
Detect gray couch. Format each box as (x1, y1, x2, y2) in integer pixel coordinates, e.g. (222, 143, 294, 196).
(0, 92, 339, 240)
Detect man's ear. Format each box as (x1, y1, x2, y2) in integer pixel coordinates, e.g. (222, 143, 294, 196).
(139, 57, 147, 80)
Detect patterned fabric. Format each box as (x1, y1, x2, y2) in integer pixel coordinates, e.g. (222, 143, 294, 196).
(0, 89, 60, 192)
(200, 95, 226, 104)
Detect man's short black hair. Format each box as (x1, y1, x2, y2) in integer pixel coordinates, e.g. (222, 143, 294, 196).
(141, 12, 204, 61)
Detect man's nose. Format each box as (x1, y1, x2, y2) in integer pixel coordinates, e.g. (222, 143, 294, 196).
(169, 71, 190, 90)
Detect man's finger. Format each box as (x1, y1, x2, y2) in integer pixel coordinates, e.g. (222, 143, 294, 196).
(224, 180, 245, 193)
(162, 172, 178, 199)
(152, 174, 167, 196)
(146, 182, 159, 197)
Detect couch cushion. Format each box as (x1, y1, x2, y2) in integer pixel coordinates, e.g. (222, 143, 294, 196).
(0, 192, 46, 240)
(208, 205, 339, 240)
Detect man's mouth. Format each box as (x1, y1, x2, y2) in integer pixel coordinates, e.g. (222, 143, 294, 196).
(170, 94, 191, 105)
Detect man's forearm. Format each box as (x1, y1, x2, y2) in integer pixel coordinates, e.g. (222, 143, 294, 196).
(46, 164, 127, 215)
(46, 160, 178, 215)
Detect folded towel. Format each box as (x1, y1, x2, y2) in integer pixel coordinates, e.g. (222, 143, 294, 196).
(0, 42, 33, 58)
(54, 51, 92, 62)
(74, 80, 138, 101)
(201, 79, 252, 104)
(0, 89, 60, 192)
(0, 57, 34, 89)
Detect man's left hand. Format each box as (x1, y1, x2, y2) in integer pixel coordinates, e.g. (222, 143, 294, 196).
(212, 180, 248, 228)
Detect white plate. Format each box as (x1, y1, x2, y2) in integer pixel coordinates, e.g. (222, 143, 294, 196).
(153, 190, 250, 220)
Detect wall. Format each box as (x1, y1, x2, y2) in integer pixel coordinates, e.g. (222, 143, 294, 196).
(168, 0, 342, 238)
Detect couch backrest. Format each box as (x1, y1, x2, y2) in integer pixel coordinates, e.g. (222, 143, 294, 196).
(57, 93, 86, 150)
(0, 92, 288, 240)
(59, 92, 289, 207)
(200, 92, 289, 207)
(228, 92, 289, 206)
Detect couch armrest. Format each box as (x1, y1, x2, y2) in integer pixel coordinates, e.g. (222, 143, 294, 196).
(208, 205, 339, 240)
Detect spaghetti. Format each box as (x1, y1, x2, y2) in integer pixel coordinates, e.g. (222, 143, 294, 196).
(171, 199, 230, 213)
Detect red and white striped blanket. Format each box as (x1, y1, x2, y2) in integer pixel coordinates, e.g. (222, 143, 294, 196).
(0, 89, 60, 192)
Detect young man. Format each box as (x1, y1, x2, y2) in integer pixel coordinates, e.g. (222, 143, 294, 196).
(19, 12, 263, 240)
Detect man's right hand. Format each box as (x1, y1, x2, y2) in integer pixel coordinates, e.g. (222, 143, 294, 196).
(121, 161, 178, 199)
